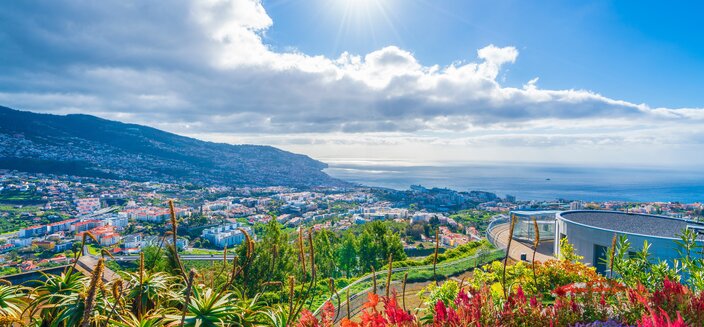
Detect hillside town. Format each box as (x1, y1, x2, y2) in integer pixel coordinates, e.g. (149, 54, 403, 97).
(0, 169, 702, 276)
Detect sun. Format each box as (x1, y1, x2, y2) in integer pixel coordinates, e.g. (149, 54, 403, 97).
(338, 0, 381, 8)
(332, 0, 389, 19)
(323, 0, 400, 48)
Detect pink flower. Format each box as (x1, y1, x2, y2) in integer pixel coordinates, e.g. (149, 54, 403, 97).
(638, 308, 687, 327)
(530, 296, 539, 308)
(515, 285, 526, 304)
(455, 289, 470, 307)
(434, 300, 447, 324)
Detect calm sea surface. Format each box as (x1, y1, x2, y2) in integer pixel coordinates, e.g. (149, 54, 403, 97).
(323, 162, 704, 202)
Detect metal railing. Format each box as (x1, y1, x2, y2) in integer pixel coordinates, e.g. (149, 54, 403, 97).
(312, 248, 505, 316)
(486, 215, 511, 250)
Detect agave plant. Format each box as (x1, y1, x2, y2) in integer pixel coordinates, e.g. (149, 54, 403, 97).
(27, 272, 86, 325)
(107, 311, 167, 327)
(28, 260, 114, 327)
(46, 290, 110, 327)
(0, 284, 27, 325)
(169, 287, 240, 327)
(258, 305, 292, 327)
(124, 270, 175, 318)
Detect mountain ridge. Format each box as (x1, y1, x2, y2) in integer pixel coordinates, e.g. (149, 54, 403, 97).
(0, 106, 344, 188)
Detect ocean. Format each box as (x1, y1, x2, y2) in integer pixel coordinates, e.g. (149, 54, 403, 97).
(323, 161, 704, 203)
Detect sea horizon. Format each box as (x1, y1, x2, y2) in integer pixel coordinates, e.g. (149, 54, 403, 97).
(323, 160, 704, 203)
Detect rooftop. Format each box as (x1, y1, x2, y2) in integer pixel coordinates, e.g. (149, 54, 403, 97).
(559, 211, 703, 239)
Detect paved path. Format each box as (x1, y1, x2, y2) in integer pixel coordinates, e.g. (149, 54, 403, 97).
(488, 223, 555, 262)
(74, 256, 120, 283)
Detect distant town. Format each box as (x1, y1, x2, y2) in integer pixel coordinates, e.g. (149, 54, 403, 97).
(0, 169, 702, 276)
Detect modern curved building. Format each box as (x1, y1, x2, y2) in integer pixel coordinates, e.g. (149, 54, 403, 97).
(555, 210, 704, 274)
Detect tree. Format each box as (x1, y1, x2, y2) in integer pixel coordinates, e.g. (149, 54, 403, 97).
(407, 223, 425, 241)
(236, 220, 297, 297)
(357, 231, 378, 272)
(356, 221, 407, 273)
(142, 245, 168, 273)
(337, 231, 358, 278)
(313, 228, 338, 278)
(429, 216, 440, 228)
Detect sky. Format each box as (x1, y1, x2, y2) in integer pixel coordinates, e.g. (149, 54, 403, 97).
(0, 0, 703, 168)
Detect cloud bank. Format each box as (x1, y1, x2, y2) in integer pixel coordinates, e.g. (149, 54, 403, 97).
(0, 0, 702, 164)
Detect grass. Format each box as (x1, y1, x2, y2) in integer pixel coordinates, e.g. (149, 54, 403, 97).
(86, 244, 101, 256)
(0, 204, 39, 212)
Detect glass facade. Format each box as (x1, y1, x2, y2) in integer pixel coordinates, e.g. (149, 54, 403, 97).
(510, 210, 558, 242)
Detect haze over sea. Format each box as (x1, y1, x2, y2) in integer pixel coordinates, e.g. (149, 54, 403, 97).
(324, 160, 704, 203)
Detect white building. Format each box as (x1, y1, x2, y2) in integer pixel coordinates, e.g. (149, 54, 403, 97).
(201, 223, 253, 249)
(122, 234, 143, 249)
(361, 207, 408, 220)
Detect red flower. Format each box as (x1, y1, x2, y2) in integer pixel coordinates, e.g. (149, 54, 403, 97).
(361, 310, 387, 327)
(364, 292, 380, 309)
(340, 318, 360, 327)
(321, 301, 335, 327)
(359, 292, 386, 327)
(433, 300, 459, 326)
(297, 309, 320, 327)
(570, 296, 579, 313)
(383, 296, 414, 325)
(553, 285, 568, 298)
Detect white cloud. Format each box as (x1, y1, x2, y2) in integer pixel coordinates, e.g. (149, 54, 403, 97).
(0, 0, 703, 165)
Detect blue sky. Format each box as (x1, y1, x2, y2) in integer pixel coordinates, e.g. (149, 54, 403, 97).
(0, 0, 703, 167)
(263, 0, 704, 108)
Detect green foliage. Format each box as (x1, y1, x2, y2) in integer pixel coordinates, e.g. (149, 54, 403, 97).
(610, 235, 680, 291)
(355, 221, 407, 272)
(558, 237, 583, 262)
(142, 245, 169, 273)
(235, 220, 297, 297)
(0, 204, 71, 234)
(449, 209, 494, 232)
(313, 228, 337, 278)
(675, 228, 704, 292)
(471, 254, 602, 299)
(418, 280, 459, 310)
(393, 239, 491, 268)
(337, 231, 358, 277)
